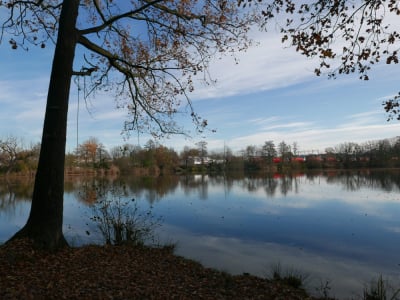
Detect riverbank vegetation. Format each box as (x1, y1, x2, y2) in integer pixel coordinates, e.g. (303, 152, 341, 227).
(2, 135, 400, 177)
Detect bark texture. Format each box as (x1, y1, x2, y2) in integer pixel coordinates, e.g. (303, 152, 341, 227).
(8, 0, 80, 250)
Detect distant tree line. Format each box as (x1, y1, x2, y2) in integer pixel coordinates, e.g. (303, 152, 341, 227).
(1, 135, 400, 176)
(239, 138, 400, 170)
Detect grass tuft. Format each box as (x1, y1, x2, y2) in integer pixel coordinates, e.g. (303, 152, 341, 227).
(363, 274, 400, 300)
(268, 262, 309, 289)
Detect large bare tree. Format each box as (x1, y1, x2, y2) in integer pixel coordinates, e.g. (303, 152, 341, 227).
(1, 0, 259, 249)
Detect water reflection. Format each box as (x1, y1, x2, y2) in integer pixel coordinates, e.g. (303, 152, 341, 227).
(2, 170, 400, 206)
(325, 170, 400, 192)
(0, 178, 33, 214)
(65, 175, 180, 205)
(1, 170, 400, 298)
(181, 174, 211, 200)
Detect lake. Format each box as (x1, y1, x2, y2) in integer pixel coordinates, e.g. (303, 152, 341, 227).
(1, 170, 400, 298)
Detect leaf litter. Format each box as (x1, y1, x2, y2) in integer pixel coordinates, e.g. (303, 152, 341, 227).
(0, 239, 319, 299)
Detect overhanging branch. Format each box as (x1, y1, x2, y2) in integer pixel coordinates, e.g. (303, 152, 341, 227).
(79, 0, 164, 35)
(72, 67, 98, 76)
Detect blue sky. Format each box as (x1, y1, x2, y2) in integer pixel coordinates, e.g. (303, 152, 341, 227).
(1, 29, 400, 155)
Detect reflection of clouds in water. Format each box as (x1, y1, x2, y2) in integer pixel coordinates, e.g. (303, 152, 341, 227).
(157, 224, 399, 299)
(228, 178, 400, 217)
(385, 226, 400, 234)
(2, 172, 400, 299)
(0, 201, 31, 243)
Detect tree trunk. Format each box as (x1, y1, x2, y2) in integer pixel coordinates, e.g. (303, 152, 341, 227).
(8, 0, 80, 250)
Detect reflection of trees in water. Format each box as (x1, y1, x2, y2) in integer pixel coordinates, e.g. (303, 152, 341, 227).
(63, 170, 400, 205)
(180, 174, 243, 201)
(325, 170, 400, 192)
(2, 170, 400, 215)
(181, 174, 208, 200)
(70, 175, 180, 205)
(191, 170, 400, 198)
(372, 171, 400, 192)
(235, 173, 303, 197)
(124, 175, 180, 204)
(242, 177, 258, 192)
(239, 174, 268, 193)
(326, 172, 363, 192)
(71, 177, 116, 204)
(280, 175, 295, 196)
(178, 172, 303, 199)
(66, 173, 303, 204)
(263, 176, 278, 197)
(0, 178, 33, 215)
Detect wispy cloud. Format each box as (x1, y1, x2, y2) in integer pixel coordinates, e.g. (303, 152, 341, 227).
(376, 93, 399, 102)
(210, 113, 400, 153)
(248, 116, 281, 125)
(1, 21, 400, 154)
(340, 111, 383, 128)
(89, 109, 126, 121)
(261, 121, 314, 131)
(190, 32, 317, 100)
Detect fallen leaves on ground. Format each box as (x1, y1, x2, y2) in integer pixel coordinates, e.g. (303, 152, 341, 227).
(0, 239, 318, 299)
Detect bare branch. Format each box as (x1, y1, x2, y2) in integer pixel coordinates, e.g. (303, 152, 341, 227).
(79, 0, 164, 35)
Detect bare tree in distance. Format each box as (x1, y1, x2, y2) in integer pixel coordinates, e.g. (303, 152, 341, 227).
(0, 136, 21, 177)
(1, 0, 261, 249)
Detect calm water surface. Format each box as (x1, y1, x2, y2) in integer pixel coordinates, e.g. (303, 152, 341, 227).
(1, 170, 400, 298)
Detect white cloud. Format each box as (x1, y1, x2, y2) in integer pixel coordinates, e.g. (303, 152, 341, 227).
(89, 109, 126, 121)
(261, 121, 314, 131)
(1, 19, 400, 152)
(221, 116, 400, 153)
(191, 32, 317, 100)
(249, 116, 281, 125)
(340, 111, 383, 128)
(16, 106, 45, 122)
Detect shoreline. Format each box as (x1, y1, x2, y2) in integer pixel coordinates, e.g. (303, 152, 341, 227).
(0, 239, 320, 299)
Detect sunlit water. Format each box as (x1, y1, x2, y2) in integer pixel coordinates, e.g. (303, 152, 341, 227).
(1, 170, 400, 299)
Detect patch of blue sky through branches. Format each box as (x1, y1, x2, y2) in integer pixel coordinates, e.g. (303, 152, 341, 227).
(1, 7, 400, 155)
